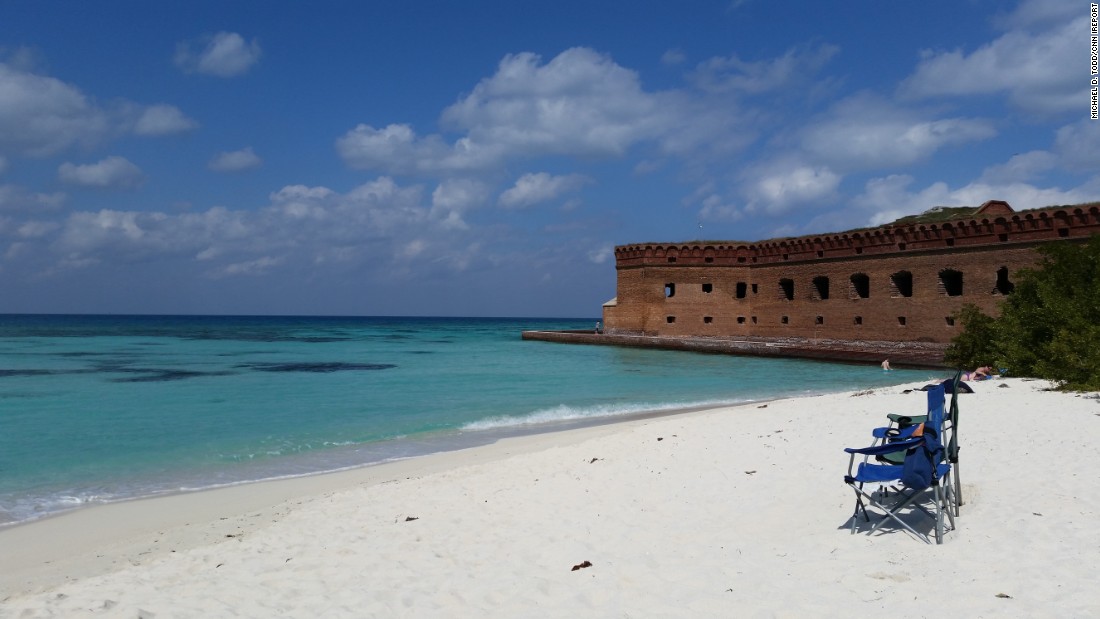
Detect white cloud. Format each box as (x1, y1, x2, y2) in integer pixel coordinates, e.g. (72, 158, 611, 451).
(1054, 119, 1100, 171)
(0, 64, 198, 158)
(58, 156, 145, 189)
(30, 174, 502, 282)
(899, 6, 1084, 115)
(0, 184, 65, 212)
(430, 178, 490, 229)
(337, 47, 747, 175)
(993, 0, 1079, 31)
(688, 43, 839, 95)
(208, 147, 262, 172)
(17, 220, 59, 238)
(134, 104, 198, 136)
(660, 49, 686, 66)
(977, 150, 1057, 184)
(175, 32, 262, 77)
(744, 163, 841, 215)
(697, 194, 743, 223)
(211, 256, 281, 278)
(336, 123, 498, 174)
(0, 63, 109, 157)
(801, 95, 996, 171)
(443, 48, 668, 158)
(587, 245, 613, 264)
(498, 172, 590, 209)
(854, 173, 1096, 227)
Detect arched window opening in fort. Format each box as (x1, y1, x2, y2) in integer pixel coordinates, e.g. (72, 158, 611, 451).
(705, 257, 714, 263)
(703, 316, 713, 324)
(666, 316, 676, 323)
(998, 234, 1008, 242)
(781, 315, 789, 324)
(702, 283, 713, 294)
(993, 267, 1015, 295)
(898, 243, 907, 250)
(665, 283, 675, 298)
(812, 276, 830, 300)
(1058, 228, 1069, 237)
(667, 257, 677, 263)
(945, 316, 956, 327)
(737, 316, 746, 324)
(890, 271, 913, 298)
(751, 283, 758, 294)
(850, 273, 870, 299)
(779, 279, 794, 301)
(751, 316, 758, 324)
(815, 316, 824, 325)
(939, 269, 963, 296)
(897, 316, 907, 326)
(946, 238, 955, 246)
(736, 282, 747, 299)
(853, 316, 863, 325)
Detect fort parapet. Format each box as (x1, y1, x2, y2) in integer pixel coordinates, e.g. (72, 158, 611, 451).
(602, 201, 1100, 346)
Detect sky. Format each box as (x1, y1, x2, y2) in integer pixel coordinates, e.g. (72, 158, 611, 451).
(0, 0, 1097, 317)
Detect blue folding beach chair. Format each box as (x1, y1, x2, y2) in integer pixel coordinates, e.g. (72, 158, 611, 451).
(843, 383, 955, 544)
(874, 372, 963, 517)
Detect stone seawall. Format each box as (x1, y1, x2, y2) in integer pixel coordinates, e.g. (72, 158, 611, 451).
(521, 330, 948, 368)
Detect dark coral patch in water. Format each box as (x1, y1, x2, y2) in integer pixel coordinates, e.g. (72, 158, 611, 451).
(238, 362, 397, 373)
(109, 369, 238, 383)
(0, 369, 58, 377)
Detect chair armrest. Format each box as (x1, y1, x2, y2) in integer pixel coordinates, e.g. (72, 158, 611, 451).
(844, 436, 922, 456)
(871, 425, 919, 440)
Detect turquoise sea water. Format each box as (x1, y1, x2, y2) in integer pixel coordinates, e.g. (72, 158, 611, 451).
(0, 315, 931, 526)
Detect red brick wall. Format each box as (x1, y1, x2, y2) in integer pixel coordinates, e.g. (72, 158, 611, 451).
(604, 204, 1100, 343)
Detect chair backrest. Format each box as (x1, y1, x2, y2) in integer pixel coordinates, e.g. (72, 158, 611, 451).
(925, 382, 946, 438)
(902, 383, 947, 490)
(946, 370, 962, 462)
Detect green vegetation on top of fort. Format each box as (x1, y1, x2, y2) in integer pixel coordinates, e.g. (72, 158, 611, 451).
(890, 201, 1100, 226)
(945, 234, 1100, 391)
(887, 206, 978, 225)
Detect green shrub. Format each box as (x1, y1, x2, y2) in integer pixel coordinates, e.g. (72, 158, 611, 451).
(946, 236, 1100, 391)
(943, 304, 998, 370)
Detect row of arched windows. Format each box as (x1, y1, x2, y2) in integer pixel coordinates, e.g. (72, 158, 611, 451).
(663, 267, 1016, 301)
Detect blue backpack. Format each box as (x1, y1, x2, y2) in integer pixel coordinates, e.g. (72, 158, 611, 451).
(901, 428, 943, 490)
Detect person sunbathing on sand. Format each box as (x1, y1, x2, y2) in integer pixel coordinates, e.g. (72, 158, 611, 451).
(962, 366, 993, 381)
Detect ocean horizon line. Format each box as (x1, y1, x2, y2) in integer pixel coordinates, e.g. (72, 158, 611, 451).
(0, 312, 600, 321)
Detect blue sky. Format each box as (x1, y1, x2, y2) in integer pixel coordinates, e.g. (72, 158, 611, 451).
(0, 0, 1096, 317)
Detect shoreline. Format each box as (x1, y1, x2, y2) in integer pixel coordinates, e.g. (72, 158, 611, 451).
(0, 397, 737, 530)
(4, 377, 1099, 616)
(0, 383, 885, 530)
(0, 413, 669, 598)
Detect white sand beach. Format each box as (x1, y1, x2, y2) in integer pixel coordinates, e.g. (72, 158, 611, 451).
(2, 377, 1098, 618)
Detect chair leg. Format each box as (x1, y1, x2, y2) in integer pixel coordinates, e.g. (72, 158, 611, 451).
(934, 486, 945, 544)
(953, 464, 963, 509)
